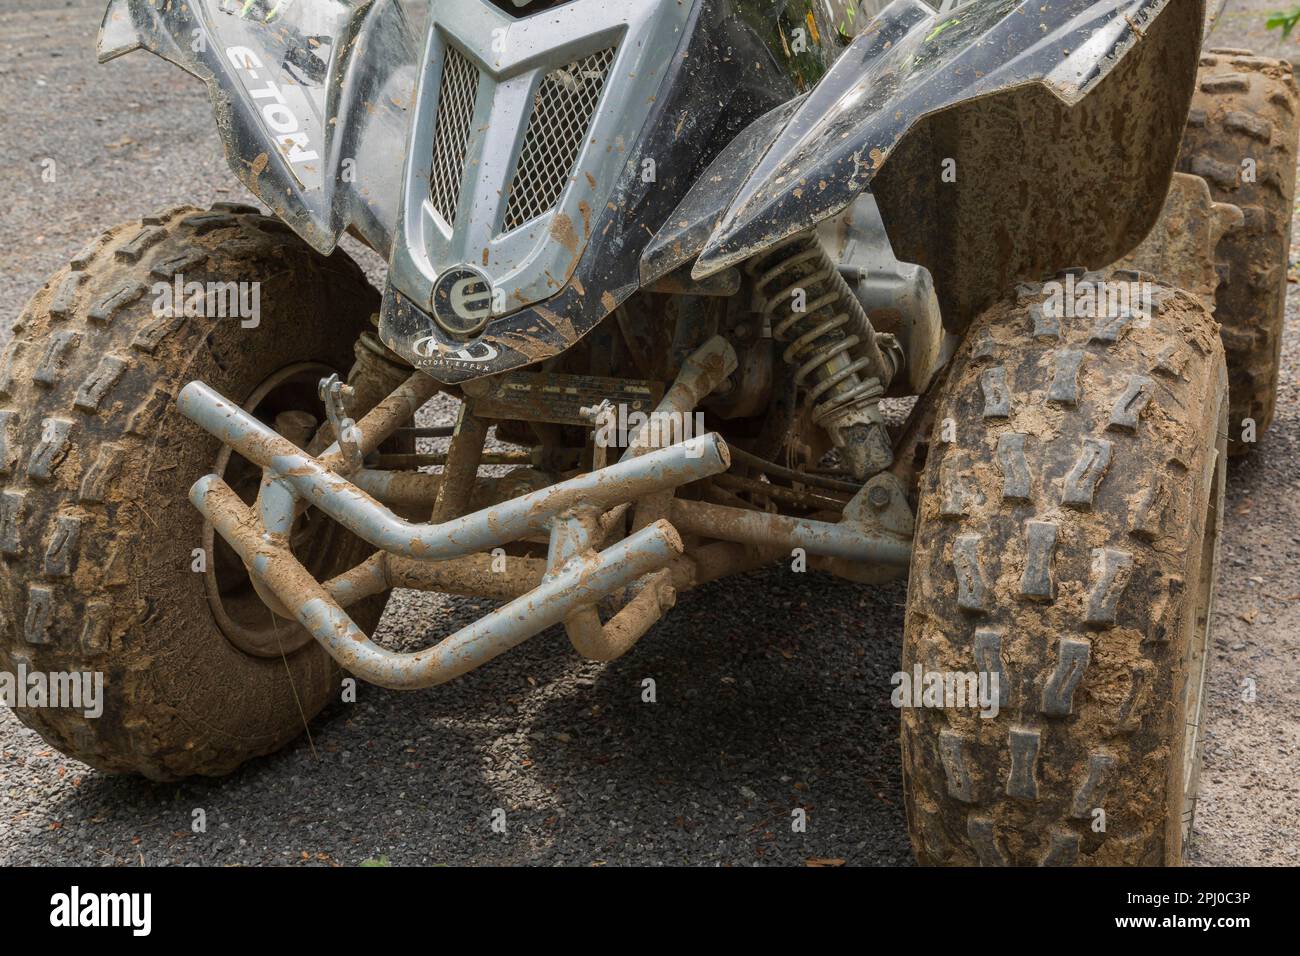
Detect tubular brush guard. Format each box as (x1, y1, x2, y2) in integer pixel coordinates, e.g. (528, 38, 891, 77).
(177, 343, 912, 690)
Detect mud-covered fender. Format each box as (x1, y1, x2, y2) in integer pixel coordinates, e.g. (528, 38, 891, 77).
(642, 0, 1206, 331)
(97, 0, 424, 258)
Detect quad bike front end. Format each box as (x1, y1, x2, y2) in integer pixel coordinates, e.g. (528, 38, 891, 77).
(124, 0, 1207, 684)
(5, 0, 1290, 868)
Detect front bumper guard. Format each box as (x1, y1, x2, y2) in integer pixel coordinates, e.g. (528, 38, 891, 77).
(178, 341, 911, 690)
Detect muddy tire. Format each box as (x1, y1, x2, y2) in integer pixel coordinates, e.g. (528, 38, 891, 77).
(0, 203, 390, 780)
(1179, 49, 1299, 451)
(901, 267, 1227, 866)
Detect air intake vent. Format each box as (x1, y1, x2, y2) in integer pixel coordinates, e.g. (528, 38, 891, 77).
(429, 45, 480, 227)
(502, 47, 615, 232)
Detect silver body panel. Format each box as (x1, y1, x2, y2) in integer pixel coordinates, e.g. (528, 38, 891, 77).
(387, 0, 693, 327)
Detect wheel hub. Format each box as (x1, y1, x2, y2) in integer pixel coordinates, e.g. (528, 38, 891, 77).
(203, 362, 343, 658)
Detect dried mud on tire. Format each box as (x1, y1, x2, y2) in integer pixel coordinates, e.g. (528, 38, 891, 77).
(901, 268, 1228, 866)
(1180, 49, 1300, 449)
(0, 203, 386, 780)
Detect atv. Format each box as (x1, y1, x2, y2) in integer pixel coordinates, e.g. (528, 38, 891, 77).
(1, 0, 1294, 866)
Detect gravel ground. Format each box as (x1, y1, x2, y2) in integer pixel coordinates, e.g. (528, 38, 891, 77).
(0, 0, 1296, 866)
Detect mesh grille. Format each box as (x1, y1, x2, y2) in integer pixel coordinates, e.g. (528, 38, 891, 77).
(429, 45, 480, 227)
(502, 47, 615, 232)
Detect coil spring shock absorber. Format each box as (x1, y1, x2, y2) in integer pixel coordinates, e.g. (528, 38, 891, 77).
(748, 231, 904, 479)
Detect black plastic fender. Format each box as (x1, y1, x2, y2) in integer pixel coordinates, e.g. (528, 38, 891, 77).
(643, 0, 1206, 331)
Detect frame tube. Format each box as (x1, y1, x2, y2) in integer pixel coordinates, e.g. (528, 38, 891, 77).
(194, 475, 684, 689)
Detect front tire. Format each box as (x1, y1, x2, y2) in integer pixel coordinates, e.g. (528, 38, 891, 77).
(0, 203, 390, 779)
(901, 267, 1227, 865)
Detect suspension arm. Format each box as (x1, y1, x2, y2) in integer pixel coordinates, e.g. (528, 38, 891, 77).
(668, 498, 912, 565)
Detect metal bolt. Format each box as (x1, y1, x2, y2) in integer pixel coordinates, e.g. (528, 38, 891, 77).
(867, 484, 891, 510)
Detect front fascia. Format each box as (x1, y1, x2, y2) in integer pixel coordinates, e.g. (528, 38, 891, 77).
(379, 0, 797, 383)
(386, 0, 691, 329)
